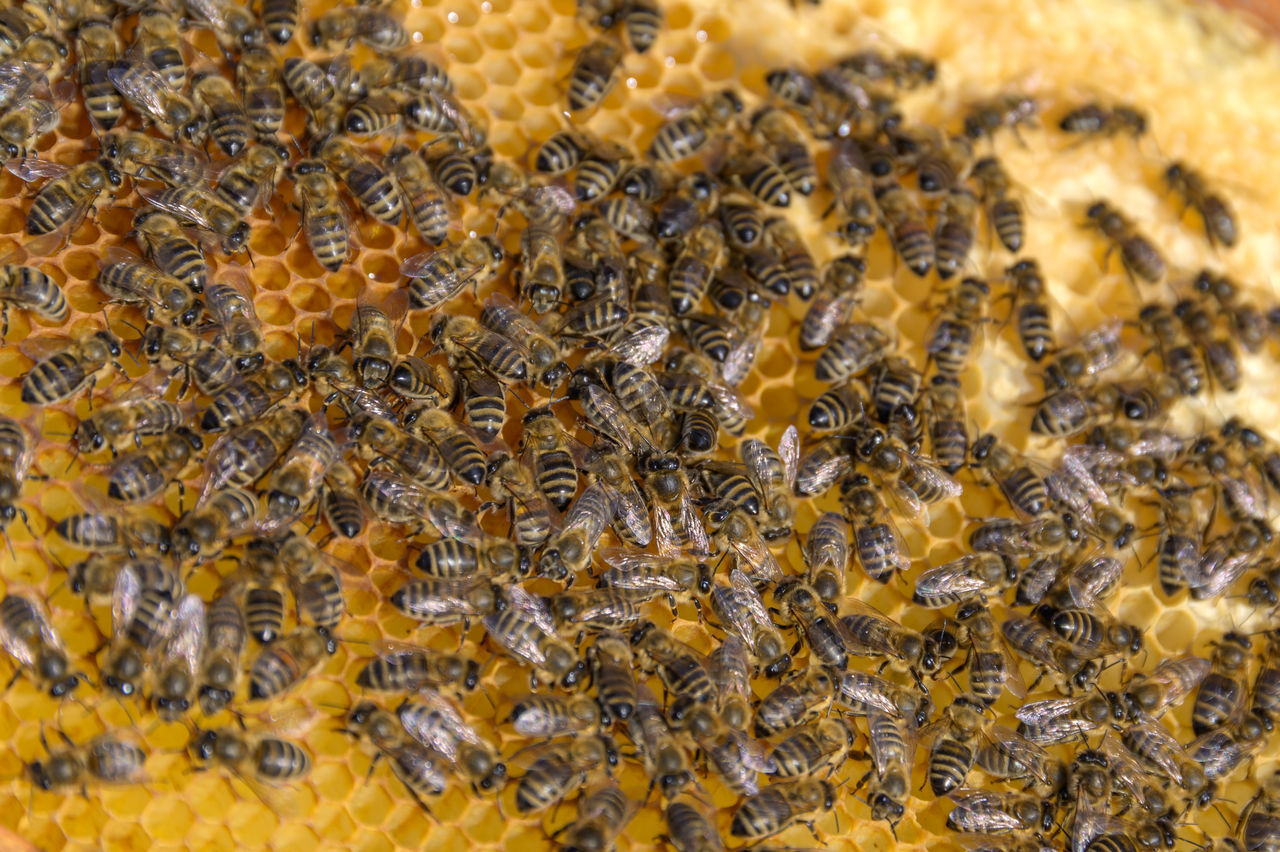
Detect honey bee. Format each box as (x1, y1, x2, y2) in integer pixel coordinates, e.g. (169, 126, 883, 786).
(648, 88, 743, 162)
(28, 729, 147, 791)
(170, 483, 259, 561)
(934, 188, 980, 280)
(0, 261, 64, 336)
(356, 641, 481, 697)
(76, 18, 122, 131)
(190, 71, 250, 157)
(95, 252, 197, 326)
(485, 453, 554, 548)
(10, 158, 119, 243)
(21, 328, 122, 405)
(402, 237, 505, 311)
(630, 685, 696, 798)
(588, 633, 639, 724)
(963, 93, 1038, 141)
(313, 133, 403, 225)
(108, 57, 204, 144)
(568, 36, 623, 113)
(128, 6, 184, 88)
(205, 272, 263, 370)
(198, 582, 247, 714)
(104, 428, 202, 504)
(1192, 632, 1251, 735)
(483, 586, 578, 688)
(1002, 614, 1099, 692)
(184, 0, 265, 54)
(875, 179, 933, 277)
(287, 158, 351, 272)
(709, 569, 791, 677)
(384, 143, 450, 246)
(971, 155, 1024, 252)
(861, 710, 915, 833)
(954, 599, 1027, 707)
(731, 777, 835, 842)
(399, 689, 506, 793)
(540, 482, 616, 582)
(249, 628, 333, 701)
(631, 623, 717, 717)
(150, 593, 205, 719)
(682, 680, 773, 796)
(54, 504, 172, 557)
(191, 726, 311, 792)
(129, 211, 207, 299)
(754, 667, 837, 737)
(1085, 201, 1165, 284)
(559, 783, 637, 851)
(664, 798, 721, 852)
(1059, 101, 1147, 139)
(135, 184, 248, 255)
(310, 7, 408, 52)
(751, 107, 817, 197)
(343, 700, 447, 812)
(825, 138, 878, 249)
(512, 732, 618, 815)
(946, 790, 1055, 834)
(235, 47, 285, 136)
(101, 564, 179, 697)
(214, 144, 285, 220)
(282, 57, 335, 125)
(0, 590, 83, 698)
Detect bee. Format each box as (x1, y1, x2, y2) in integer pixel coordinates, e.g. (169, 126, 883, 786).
(864, 710, 915, 833)
(803, 512, 850, 604)
(191, 726, 310, 791)
(384, 144, 450, 246)
(314, 133, 403, 225)
(963, 93, 1038, 141)
(765, 66, 816, 109)
(104, 429, 202, 504)
(722, 150, 792, 208)
(1197, 270, 1269, 353)
(507, 693, 600, 737)
(813, 318, 886, 386)
(28, 729, 146, 791)
(913, 553, 1018, 609)
(191, 71, 250, 157)
(934, 188, 980, 279)
(260, 414, 340, 525)
(731, 778, 834, 842)
(282, 57, 335, 120)
(388, 357, 456, 407)
(401, 409, 486, 489)
(874, 179, 932, 276)
(310, 7, 408, 52)
(130, 211, 207, 299)
(76, 18, 122, 132)
(399, 689, 506, 793)
(628, 685, 696, 798)
(484, 453, 554, 548)
(149, 593, 204, 719)
(101, 565, 179, 697)
(456, 368, 507, 442)
(248, 628, 332, 701)
(512, 733, 619, 814)
(96, 255, 197, 326)
(256, 0, 299, 42)
(11, 158, 119, 242)
(1191, 633, 1251, 735)
(621, 0, 662, 51)
(234, 47, 285, 136)
(956, 599, 1027, 707)
(54, 506, 172, 556)
(971, 155, 1024, 252)
(631, 623, 716, 714)
(21, 328, 122, 405)
(350, 412, 450, 491)
(855, 427, 962, 517)
(568, 36, 623, 113)
(926, 693, 991, 795)
(402, 237, 505, 312)
(1252, 633, 1280, 730)
(1002, 615, 1098, 692)
(540, 482, 616, 582)
(582, 448, 652, 548)
(1059, 101, 1147, 139)
(752, 107, 817, 196)
(184, 0, 265, 54)
(197, 583, 247, 714)
(199, 359, 306, 433)
(108, 58, 204, 144)
(739, 426, 798, 541)
(214, 144, 284, 220)
(1119, 715, 1210, 803)
(516, 407, 582, 512)
(102, 130, 208, 188)
(0, 591, 83, 698)
(769, 717, 855, 779)
(588, 633, 639, 723)
(1086, 201, 1165, 283)
(754, 666, 837, 736)
(287, 158, 350, 272)
(136, 185, 248, 254)
(641, 452, 713, 556)
(648, 88, 743, 163)
(0, 92, 61, 159)
(483, 586, 578, 688)
(1176, 294, 1242, 393)
(946, 790, 1055, 834)
(128, 6, 185, 88)
(709, 569, 791, 677)
(344, 700, 447, 812)
(824, 138, 878, 249)
(665, 799, 721, 852)
(559, 783, 637, 851)
(355, 642, 481, 697)
(0, 262, 64, 336)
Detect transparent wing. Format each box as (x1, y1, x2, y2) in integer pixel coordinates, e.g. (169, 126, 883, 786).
(728, 568, 771, 627)
(653, 504, 678, 558)
(135, 185, 217, 232)
(5, 157, 69, 182)
(107, 62, 171, 122)
(167, 593, 205, 677)
(778, 425, 799, 489)
(506, 585, 556, 635)
(111, 564, 142, 635)
(584, 384, 636, 453)
(611, 324, 670, 366)
(915, 557, 991, 598)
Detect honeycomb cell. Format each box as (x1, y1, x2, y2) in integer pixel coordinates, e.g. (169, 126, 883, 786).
(227, 801, 279, 845)
(140, 798, 193, 843)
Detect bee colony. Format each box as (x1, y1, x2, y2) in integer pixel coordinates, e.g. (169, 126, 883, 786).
(1, 0, 1280, 850)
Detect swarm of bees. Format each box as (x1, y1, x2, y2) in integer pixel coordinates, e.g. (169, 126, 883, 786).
(0, 0, 1277, 850)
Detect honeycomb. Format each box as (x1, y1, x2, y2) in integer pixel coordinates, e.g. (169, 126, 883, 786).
(0, 0, 1278, 850)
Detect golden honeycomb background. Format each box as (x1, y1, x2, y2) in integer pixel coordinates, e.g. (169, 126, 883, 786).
(0, 0, 1278, 850)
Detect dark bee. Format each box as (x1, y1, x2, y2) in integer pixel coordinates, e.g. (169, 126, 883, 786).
(1086, 201, 1165, 283)
(568, 37, 623, 113)
(963, 93, 1037, 141)
(1059, 101, 1147, 138)
(649, 89, 743, 162)
(972, 155, 1024, 252)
